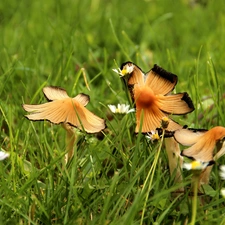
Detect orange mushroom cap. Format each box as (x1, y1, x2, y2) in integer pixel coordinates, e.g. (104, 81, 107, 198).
(23, 86, 106, 133)
(120, 62, 195, 133)
(174, 126, 225, 162)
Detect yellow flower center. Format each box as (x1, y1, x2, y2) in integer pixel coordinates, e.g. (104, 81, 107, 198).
(162, 116, 169, 122)
(152, 133, 160, 140)
(191, 161, 201, 169)
(121, 69, 128, 75)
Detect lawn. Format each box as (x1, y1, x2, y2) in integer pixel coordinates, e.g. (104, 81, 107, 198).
(1, 0, 225, 224)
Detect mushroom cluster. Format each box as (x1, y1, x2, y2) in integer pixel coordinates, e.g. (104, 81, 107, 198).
(21, 61, 225, 190)
(114, 62, 225, 188)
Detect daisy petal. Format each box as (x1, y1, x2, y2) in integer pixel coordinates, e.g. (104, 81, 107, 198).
(0, 151, 10, 161)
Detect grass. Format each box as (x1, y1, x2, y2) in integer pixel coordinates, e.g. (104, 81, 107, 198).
(1, 0, 225, 224)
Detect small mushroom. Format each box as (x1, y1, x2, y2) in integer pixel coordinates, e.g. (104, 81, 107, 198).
(174, 126, 225, 162)
(23, 86, 106, 162)
(114, 62, 195, 187)
(174, 126, 225, 185)
(118, 62, 195, 133)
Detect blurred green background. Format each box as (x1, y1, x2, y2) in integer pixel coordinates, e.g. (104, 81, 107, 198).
(1, 0, 225, 126)
(1, 0, 225, 224)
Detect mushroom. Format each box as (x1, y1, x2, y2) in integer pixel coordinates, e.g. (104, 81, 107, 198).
(174, 126, 225, 185)
(118, 62, 195, 133)
(114, 62, 195, 187)
(23, 86, 106, 162)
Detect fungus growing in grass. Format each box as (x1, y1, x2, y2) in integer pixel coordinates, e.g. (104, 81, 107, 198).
(174, 126, 225, 162)
(174, 126, 225, 185)
(114, 62, 195, 133)
(23, 86, 106, 162)
(114, 62, 195, 185)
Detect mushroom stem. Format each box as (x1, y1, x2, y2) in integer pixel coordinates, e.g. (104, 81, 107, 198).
(199, 141, 225, 186)
(164, 137, 183, 184)
(62, 123, 76, 163)
(198, 166, 213, 187)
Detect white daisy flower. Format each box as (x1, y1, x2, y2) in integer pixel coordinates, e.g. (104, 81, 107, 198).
(112, 68, 124, 76)
(112, 64, 134, 77)
(0, 151, 10, 161)
(221, 188, 225, 198)
(219, 165, 225, 180)
(108, 104, 135, 114)
(182, 160, 213, 170)
(146, 130, 160, 143)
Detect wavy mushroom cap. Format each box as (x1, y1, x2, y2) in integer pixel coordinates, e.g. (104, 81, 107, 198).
(120, 62, 195, 133)
(23, 86, 106, 133)
(174, 126, 225, 162)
